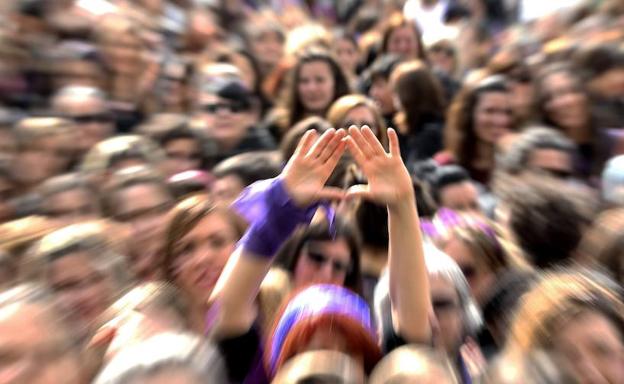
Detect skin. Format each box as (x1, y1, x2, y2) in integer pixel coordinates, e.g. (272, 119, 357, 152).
(334, 38, 359, 77)
(387, 26, 420, 59)
(45, 188, 98, 225)
(163, 138, 202, 177)
(438, 182, 480, 213)
(369, 77, 395, 115)
(53, 95, 113, 154)
(49, 252, 114, 334)
(212, 174, 245, 206)
(442, 237, 494, 306)
(198, 93, 253, 151)
(292, 238, 351, 289)
(0, 303, 82, 384)
(429, 275, 463, 356)
(297, 61, 336, 114)
(341, 106, 379, 135)
(251, 31, 284, 73)
(115, 183, 171, 280)
(473, 92, 513, 145)
(527, 148, 573, 176)
(127, 369, 204, 384)
(553, 310, 624, 384)
(587, 68, 624, 99)
(13, 135, 72, 188)
(542, 73, 590, 139)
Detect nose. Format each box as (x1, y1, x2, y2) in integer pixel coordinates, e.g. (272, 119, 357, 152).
(315, 262, 335, 283)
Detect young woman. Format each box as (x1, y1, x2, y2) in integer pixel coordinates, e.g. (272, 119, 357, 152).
(379, 13, 427, 61)
(444, 76, 514, 186)
(208, 127, 430, 381)
(326, 94, 388, 149)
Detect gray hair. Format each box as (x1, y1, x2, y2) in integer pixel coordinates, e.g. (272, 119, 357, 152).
(93, 332, 227, 384)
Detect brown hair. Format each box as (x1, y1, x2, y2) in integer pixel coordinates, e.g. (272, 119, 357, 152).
(380, 13, 427, 61)
(326, 94, 388, 148)
(163, 195, 247, 281)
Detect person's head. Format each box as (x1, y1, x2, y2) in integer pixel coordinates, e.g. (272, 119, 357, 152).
(279, 217, 362, 294)
(286, 47, 351, 126)
(390, 60, 445, 135)
(486, 349, 578, 384)
(51, 85, 114, 154)
(80, 135, 165, 185)
(268, 284, 381, 377)
(506, 271, 624, 384)
(22, 222, 131, 336)
(93, 332, 227, 384)
(332, 30, 361, 78)
(211, 46, 264, 98)
(574, 45, 624, 99)
(498, 126, 576, 179)
(429, 166, 480, 213)
(102, 166, 173, 280)
(0, 284, 83, 384)
(534, 63, 590, 136)
(380, 13, 426, 61)
(13, 117, 75, 188)
(0, 109, 19, 168)
(163, 195, 247, 305)
(211, 151, 282, 205)
(369, 345, 458, 384)
(326, 94, 387, 148)
(158, 124, 211, 177)
(428, 40, 458, 78)
(38, 173, 100, 225)
(245, 15, 285, 75)
(445, 75, 513, 172)
(195, 75, 257, 151)
(272, 350, 366, 384)
(364, 54, 403, 116)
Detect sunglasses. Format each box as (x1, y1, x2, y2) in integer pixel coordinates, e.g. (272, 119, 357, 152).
(71, 113, 112, 124)
(305, 250, 352, 275)
(200, 102, 249, 114)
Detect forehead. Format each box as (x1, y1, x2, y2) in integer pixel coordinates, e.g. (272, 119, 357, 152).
(116, 183, 169, 209)
(429, 275, 459, 299)
(183, 211, 236, 239)
(299, 60, 332, 75)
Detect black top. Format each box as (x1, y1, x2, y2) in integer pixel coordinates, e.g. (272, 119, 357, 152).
(214, 125, 276, 164)
(217, 325, 268, 384)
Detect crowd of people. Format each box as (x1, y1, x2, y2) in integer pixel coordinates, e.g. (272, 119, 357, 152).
(0, 0, 623, 383)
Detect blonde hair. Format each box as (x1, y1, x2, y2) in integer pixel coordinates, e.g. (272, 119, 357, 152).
(326, 94, 388, 148)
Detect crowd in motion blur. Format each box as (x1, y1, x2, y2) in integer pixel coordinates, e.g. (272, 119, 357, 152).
(0, 0, 623, 383)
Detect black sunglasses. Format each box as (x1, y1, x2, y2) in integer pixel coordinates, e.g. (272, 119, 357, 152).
(306, 250, 352, 275)
(200, 102, 249, 114)
(71, 113, 112, 124)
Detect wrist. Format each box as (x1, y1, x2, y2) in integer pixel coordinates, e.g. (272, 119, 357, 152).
(388, 193, 416, 214)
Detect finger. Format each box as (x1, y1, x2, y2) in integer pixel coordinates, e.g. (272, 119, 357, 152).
(306, 128, 336, 159)
(316, 186, 346, 201)
(345, 136, 367, 166)
(293, 129, 318, 159)
(318, 129, 346, 163)
(361, 125, 386, 155)
(323, 138, 346, 172)
(345, 184, 371, 200)
(348, 125, 376, 158)
(387, 128, 401, 157)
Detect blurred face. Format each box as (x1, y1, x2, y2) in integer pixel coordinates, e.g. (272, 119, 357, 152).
(44, 188, 98, 226)
(553, 310, 624, 384)
(198, 94, 252, 150)
(212, 175, 245, 206)
(438, 182, 480, 213)
(542, 72, 589, 131)
(0, 303, 82, 384)
(341, 105, 379, 137)
(171, 212, 239, 303)
(334, 38, 359, 76)
(48, 252, 114, 333)
(13, 135, 73, 187)
(115, 183, 172, 280)
(297, 60, 336, 114)
(0, 129, 16, 167)
(473, 91, 513, 144)
(442, 237, 494, 306)
(163, 138, 202, 177)
(430, 275, 463, 356)
(369, 77, 395, 115)
(429, 46, 455, 75)
(387, 26, 420, 59)
(527, 148, 573, 179)
(251, 31, 284, 71)
(293, 238, 352, 289)
(54, 95, 114, 154)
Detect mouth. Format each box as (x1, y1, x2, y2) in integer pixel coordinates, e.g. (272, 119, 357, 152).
(194, 268, 221, 290)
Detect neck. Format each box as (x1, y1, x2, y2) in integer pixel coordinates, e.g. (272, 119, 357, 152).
(473, 141, 494, 169)
(188, 299, 208, 334)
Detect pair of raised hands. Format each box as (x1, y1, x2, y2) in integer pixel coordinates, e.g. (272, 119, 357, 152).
(283, 126, 414, 210)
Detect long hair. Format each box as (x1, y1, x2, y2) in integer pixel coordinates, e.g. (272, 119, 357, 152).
(380, 13, 427, 61)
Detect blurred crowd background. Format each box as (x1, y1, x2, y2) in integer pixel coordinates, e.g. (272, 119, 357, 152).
(0, 0, 622, 383)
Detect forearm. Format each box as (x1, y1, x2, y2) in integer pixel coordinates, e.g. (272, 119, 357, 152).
(387, 197, 431, 343)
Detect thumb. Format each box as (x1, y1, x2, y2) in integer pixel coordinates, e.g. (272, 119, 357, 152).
(346, 184, 371, 200)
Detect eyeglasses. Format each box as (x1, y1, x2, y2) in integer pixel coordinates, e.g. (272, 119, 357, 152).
(70, 113, 112, 124)
(305, 250, 352, 276)
(200, 102, 249, 114)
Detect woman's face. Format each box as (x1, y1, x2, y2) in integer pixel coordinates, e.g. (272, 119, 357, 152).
(297, 60, 336, 114)
(341, 105, 379, 136)
(172, 212, 239, 303)
(293, 238, 352, 289)
(163, 138, 202, 177)
(252, 31, 284, 71)
(442, 236, 495, 307)
(429, 275, 464, 356)
(334, 38, 359, 76)
(49, 252, 114, 332)
(473, 91, 513, 144)
(369, 77, 395, 115)
(387, 26, 420, 59)
(542, 72, 589, 131)
(553, 310, 624, 384)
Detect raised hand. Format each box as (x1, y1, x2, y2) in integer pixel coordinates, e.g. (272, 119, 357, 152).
(283, 128, 347, 207)
(345, 126, 414, 209)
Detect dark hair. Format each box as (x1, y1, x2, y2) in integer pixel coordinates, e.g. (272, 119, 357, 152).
(285, 48, 351, 128)
(573, 45, 624, 81)
(212, 151, 281, 187)
(277, 216, 363, 295)
(355, 200, 389, 250)
(380, 13, 426, 61)
(429, 165, 471, 204)
(391, 60, 445, 136)
(533, 63, 585, 129)
(359, 54, 403, 94)
(280, 116, 332, 162)
(445, 76, 510, 175)
(158, 124, 217, 169)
